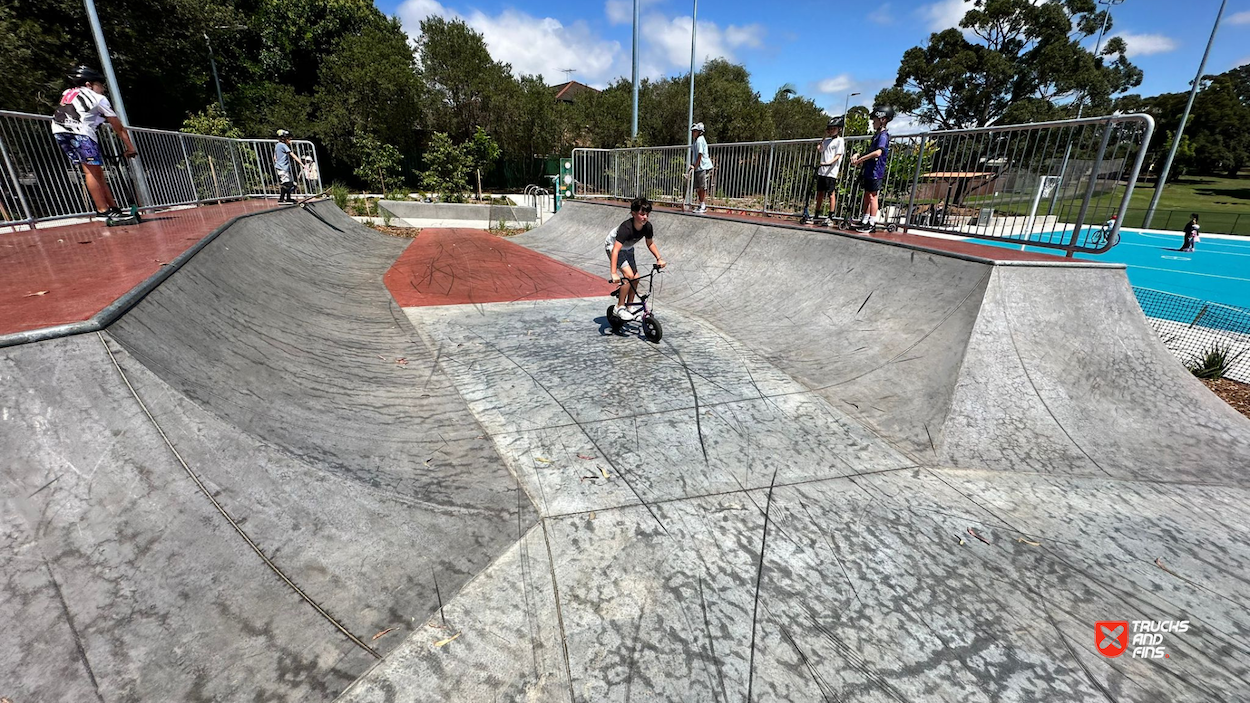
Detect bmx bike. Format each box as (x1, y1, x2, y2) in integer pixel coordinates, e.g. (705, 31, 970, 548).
(607, 263, 664, 343)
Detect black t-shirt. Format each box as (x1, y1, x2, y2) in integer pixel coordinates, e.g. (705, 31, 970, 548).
(611, 218, 653, 249)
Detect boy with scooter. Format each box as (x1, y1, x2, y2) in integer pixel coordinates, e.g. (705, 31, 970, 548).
(803, 115, 846, 225)
(849, 105, 894, 233)
(275, 129, 308, 203)
(51, 66, 140, 225)
(605, 196, 667, 321)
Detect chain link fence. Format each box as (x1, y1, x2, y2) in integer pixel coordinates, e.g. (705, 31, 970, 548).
(1134, 287, 1250, 383)
(0, 110, 321, 228)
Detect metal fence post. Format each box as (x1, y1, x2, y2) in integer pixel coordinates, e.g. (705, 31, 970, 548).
(0, 132, 37, 228)
(230, 141, 244, 198)
(905, 136, 927, 233)
(1066, 119, 1114, 257)
(634, 148, 641, 198)
(761, 141, 775, 213)
(177, 133, 198, 203)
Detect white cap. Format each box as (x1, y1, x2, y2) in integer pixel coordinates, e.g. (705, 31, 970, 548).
(691, 122, 704, 132)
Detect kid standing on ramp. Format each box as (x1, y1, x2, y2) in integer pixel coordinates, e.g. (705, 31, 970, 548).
(605, 197, 667, 320)
(51, 66, 140, 223)
(850, 105, 894, 232)
(813, 115, 846, 225)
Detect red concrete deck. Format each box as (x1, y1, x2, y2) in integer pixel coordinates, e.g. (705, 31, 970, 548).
(0, 200, 276, 337)
(385, 228, 612, 307)
(614, 201, 1078, 263)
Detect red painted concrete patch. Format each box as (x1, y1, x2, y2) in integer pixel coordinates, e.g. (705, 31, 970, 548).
(0, 200, 276, 337)
(386, 228, 612, 307)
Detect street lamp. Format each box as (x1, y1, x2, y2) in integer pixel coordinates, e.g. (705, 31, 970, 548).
(205, 25, 247, 116)
(1145, 0, 1227, 227)
(843, 92, 860, 116)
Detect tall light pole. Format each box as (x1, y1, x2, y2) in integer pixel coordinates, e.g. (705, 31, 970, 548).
(1049, 0, 1122, 215)
(843, 91, 860, 116)
(82, 0, 150, 207)
(204, 25, 247, 116)
(631, 0, 640, 140)
(686, 0, 699, 156)
(1145, 0, 1227, 228)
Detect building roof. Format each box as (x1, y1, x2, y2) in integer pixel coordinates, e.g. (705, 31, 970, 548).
(552, 81, 600, 103)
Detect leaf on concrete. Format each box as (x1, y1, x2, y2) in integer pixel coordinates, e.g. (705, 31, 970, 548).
(433, 631, 461, 648)
(395, 357, 409, 365)
(1155, 557, 1181, 577)
(967, 527, 990, 545)
(23, 290, 49, 297)
(372, 627, 396, 641)
(599, 466, 610, 479)
(577, 453, 595, 460)
(534, 456, 552, 464)
(1017, 537, 1042, 547)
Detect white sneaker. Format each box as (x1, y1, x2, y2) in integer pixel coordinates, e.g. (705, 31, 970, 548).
(614, 306, 636, 321)
(696, 205, 707, 214)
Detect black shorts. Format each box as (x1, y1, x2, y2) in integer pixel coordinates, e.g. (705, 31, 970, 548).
(607, 246, 638, 274)
(816, 175, 837, 193)
(861, 172, 882, 194)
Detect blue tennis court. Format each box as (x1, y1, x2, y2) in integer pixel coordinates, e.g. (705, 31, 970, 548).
(967, 228, 1250, 310)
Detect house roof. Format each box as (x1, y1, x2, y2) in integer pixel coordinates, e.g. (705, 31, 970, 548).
(552, 81, 600, 102)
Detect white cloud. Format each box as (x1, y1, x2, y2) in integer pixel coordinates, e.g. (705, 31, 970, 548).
(605, 0, 663, 25)
(1111, 32, 1178, 58)
(919, 0, 967, 32)
(1229, 10, 1250, 25)
(868, 4, 894, 25)
(817, 74, 854, 94)
(644, 14, 766, 73)
(398, 0, 622, 85)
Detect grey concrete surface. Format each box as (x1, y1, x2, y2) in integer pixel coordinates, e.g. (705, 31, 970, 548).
(378, 199, 538, 226)
(1, 201, 532, 701)
(341, 297, 1250, 702)
(511, 201, 1250, 481)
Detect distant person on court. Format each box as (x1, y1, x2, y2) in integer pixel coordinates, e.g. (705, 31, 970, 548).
(605, 196, 667, 320)
(274, 129, 306, 203)
(51, 66, 139, 221)
(687, 122, 713, 213)
(1182, 213, 1200, 252)
(814, 115, 846, 225)
(850, 105, 895, 232)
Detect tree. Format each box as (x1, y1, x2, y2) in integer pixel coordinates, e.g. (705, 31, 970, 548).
(768, 86, 828, 140)
(354, 133, 403, 193)
(694, 59, 773, 143)
(878, 0, 1142, 128)
(180, 103, 243, 138)
(417, 17, 514, 143)
(465, 127, 501, 198)
(844, 106, 870, 138)
(419, 132, 471, 201)
(315, 20, 423, 166)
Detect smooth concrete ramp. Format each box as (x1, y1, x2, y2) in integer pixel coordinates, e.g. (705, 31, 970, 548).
(1, 202, 531, 701)
(341, 201, 1250, 702)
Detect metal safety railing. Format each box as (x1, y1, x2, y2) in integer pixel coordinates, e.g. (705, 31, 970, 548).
(0, 110, 321, 229)
(524, 183, 553, 224)
(573, 114, 1154, 257)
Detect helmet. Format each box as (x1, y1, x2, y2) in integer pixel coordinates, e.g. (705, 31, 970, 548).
(870, 105, 896, 122)
(69, 66, 106, 87)
(826, 115, 845, 129)
(276, 129, 292, 138)
(690, 122, 704, 132)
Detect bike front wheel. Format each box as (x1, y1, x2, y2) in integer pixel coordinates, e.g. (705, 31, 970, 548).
(642, 316, 663, 343)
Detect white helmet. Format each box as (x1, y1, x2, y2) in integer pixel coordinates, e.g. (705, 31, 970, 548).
(691, 122, 704, 132)
(276, 129, 292, 138)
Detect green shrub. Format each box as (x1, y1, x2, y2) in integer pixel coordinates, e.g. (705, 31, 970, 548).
(1187, 342, 1245, 380)
(329, 182, 350, 210)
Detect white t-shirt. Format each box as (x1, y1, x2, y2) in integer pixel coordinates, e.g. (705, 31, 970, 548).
(51, 88, 117, 140)
(817, 136, 845, 177)
(691, 135, 712, 171)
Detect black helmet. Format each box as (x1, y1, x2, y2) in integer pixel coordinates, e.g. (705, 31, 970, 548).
(826, 115, 845, 129)
(69, 66, 106, 87)
(870, 105, 896, 122)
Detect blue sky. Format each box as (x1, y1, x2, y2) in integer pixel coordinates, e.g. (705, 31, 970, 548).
(380, 0, 1250, 116)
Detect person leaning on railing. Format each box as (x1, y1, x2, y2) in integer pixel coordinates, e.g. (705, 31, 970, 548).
(274, 130, 308, 204)
(686, 122, 713, 213)
(50, 66, 138, 221)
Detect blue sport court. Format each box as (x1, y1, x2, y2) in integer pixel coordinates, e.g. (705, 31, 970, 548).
(967, 228, 1250, 311)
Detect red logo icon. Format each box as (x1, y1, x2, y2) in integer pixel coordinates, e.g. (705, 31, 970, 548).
(1096, 621, 1129, 657)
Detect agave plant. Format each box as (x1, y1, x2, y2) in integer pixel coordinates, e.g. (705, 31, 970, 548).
(1187, 342, 1246, 380)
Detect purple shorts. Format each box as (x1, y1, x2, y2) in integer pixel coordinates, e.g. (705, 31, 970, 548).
(54, 133, 103, 167)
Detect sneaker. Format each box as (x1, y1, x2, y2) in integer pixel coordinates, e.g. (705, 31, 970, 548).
(614, 305, 636, 321)
(853, 221, 874, 233)
(696, 205, 707, 214)
(102, 207, 124, 220)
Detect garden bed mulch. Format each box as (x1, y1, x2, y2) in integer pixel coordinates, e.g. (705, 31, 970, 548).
(369, 225, 422, 238)
(1204, 378, 1250, 420)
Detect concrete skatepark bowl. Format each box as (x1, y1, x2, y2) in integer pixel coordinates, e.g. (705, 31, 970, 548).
(3, 200, 1249, 702)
